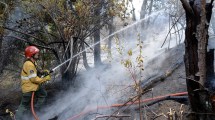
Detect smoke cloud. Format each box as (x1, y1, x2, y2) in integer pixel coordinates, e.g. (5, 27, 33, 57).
(39, 10, 185, 120)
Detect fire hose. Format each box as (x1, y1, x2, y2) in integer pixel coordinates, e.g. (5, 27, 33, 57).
(67, 92, 188, 120)
(30, 71, 51, 120)
(30, 91, 187, 120)
(29, 57, 71, 120)
(31, 92, 39, 120)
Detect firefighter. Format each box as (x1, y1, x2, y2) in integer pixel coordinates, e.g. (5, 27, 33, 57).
(15, 46, 51, 120)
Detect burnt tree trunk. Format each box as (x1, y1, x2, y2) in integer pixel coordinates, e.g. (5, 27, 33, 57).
(180, 0, 214, 119)
(93, 0, 103, 67)
(93, 29, 102, 67)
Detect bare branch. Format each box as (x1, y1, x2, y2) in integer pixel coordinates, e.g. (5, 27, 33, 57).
(4, 35, 60, 61)
(2, 26, 47, 45)
(4, 36, 52, 50)
(141, 56, 183, 91)
(161, 13, 184, 48)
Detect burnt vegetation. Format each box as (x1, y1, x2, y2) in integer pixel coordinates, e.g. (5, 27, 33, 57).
(1, 0, 215, 120)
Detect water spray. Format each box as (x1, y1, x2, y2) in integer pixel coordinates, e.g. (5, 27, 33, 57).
(50, 10, 164, 73)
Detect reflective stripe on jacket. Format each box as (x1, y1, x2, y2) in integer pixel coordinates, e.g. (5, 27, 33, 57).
(21, 60, 46, 93)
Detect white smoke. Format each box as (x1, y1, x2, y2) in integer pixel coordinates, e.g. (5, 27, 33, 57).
(39, 10, 185, 120)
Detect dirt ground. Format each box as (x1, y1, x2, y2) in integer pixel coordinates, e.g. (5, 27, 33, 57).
(79, 44, 190, 120)
(115, 44, 190, 120)
(86, 63, 189, 120)
(138, 44, 189, 120)
(139, 63, 189, 120)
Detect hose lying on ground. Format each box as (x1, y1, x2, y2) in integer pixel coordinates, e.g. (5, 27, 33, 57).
(67, 92, 188, 120)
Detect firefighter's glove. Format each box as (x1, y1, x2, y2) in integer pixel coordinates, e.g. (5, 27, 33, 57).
(43, 69, 51, 81)
(44, 74, 51, 81)
(43, 69, 50, 76)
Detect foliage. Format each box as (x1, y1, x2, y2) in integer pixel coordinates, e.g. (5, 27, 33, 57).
(20, 0, 131, 40)
(0, 0, 131, 80)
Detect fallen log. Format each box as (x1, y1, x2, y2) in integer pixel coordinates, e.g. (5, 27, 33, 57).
(141, 58, 183, 91)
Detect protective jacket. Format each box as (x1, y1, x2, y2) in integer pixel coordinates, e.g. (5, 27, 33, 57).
(21, 60, 47, 93)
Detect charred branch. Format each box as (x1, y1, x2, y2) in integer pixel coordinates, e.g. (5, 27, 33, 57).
(4, 35, 60, 62)
(4, 36, 52, 50)
(76, 37, 93, 51)
(2, 26, 47, 45)
(141, 58, 183, 91)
